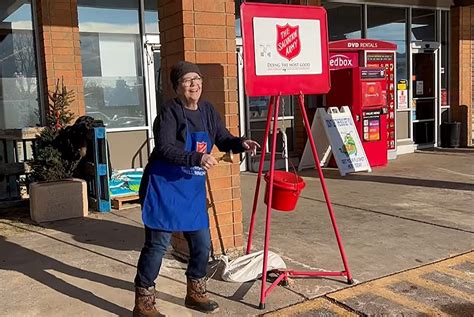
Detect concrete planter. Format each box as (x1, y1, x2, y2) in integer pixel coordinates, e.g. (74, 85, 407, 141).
(29, 178, 88, 223)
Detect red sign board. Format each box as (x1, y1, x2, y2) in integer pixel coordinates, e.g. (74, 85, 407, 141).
(329, 52, 359, 70)
(241, 3, 330, 96)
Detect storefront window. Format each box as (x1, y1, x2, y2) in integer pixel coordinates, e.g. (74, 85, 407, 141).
(235, 0, 288, 38)
(367, 6, 407, 82)
(247, 95, 294, 152)
(144, 0, 159, 34)
(78, 0, 146, 129)
(324, 2, 362, 41)
(0, 0, 40, 129)
(412, 9, 436, 42)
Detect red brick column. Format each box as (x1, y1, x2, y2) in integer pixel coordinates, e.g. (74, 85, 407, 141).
(159, 0, 242, 257)
(36, 0, 85, 118)
(450, 6, 473, 147)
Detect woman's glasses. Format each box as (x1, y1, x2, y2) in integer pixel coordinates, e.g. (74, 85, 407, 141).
(181, 77, 203, 87)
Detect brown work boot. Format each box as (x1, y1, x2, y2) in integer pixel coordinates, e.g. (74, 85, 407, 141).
(133, 286, 162, 317)
(185, 278, 219, 314)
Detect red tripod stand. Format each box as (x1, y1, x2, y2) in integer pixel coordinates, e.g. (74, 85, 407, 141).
(246, 94, 353, 309)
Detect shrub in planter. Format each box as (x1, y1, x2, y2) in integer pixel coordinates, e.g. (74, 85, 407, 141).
(29, 79, 88, 223)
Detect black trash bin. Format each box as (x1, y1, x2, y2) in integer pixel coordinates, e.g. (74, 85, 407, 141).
(440, 122, 461, 148)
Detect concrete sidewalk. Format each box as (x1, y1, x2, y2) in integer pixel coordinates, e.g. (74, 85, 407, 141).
(0, 150, 473, 316)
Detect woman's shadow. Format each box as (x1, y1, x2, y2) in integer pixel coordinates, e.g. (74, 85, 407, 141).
(0, 234, 132, 316)
(0, 212, 184, 315)
(41, 212, 146, 252)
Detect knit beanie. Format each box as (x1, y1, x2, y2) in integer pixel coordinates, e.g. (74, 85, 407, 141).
(170, 61, 202, 91)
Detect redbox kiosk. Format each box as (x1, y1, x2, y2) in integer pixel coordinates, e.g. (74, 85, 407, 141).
(329, 39, 397, 161)
(326, 67, 388, 166)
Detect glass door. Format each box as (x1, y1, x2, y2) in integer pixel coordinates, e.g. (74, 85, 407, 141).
(411, 46, 438, 147)
(144, 34, 162, 150)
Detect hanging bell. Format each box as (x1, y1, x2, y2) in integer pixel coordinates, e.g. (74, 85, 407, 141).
(218, 150, 234, 163)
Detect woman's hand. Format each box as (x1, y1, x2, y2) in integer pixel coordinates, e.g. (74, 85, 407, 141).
(242, 139, 260, 157)
(200, 154, 218, 171)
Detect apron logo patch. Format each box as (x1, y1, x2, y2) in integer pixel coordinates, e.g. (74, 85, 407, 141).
(196, 141, 207, 153)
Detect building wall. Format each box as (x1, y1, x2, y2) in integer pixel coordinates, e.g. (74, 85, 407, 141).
(450, 5, 474, 147)
(33, 0, 243, 256)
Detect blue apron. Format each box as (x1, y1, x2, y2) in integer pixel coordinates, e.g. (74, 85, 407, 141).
(142, 109, 212, 231)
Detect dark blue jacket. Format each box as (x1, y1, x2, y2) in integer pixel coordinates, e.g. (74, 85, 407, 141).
(149, 98, 246, 167)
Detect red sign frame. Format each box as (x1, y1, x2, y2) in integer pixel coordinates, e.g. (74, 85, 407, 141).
(241, 3, 330, 96)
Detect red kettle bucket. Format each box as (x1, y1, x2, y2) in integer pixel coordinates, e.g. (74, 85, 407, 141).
(264, 170, 306, 212)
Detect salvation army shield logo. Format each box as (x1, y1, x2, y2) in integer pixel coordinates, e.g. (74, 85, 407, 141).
(276, 24, 301, 61)
(196, 141, 207, 153)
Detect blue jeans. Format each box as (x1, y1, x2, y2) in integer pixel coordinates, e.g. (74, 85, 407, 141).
(134, 227, 211, 288)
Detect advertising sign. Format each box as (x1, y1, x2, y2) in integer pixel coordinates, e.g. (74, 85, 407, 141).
(329, 39, 397, 51)
(441, 89, 448, 107)
(363, 110, 381, 141)
(329, 52, 359, 70)
(397, 89, 408, 110)
(397, 80, 408, 110)
(361, 81, 385, 107)
(299, 107, 371, 176)
(366, 52, 396, 150)
(241, 3, 330, 96)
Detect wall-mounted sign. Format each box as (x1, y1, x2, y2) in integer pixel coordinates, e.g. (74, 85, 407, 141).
(397, 80, 408, 110)
(397, 80, 407, 91)
(241, 2, 330, 96)
(397, 89, 408, 110)
(416, 81, 424, 95)
(441, 89, 448, 107)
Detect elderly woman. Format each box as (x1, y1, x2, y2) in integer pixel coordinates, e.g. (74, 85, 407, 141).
(133, 61, 259, 316)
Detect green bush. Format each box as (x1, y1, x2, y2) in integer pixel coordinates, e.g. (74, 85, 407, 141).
(30, 79, 80, 182)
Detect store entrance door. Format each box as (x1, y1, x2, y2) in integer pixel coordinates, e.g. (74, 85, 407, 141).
(411, 43, 439, 148)
(144, 34, 162, 150)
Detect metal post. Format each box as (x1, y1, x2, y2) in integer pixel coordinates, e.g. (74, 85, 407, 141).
(246, 96, 275, 254)
(259, 95, 281, 309)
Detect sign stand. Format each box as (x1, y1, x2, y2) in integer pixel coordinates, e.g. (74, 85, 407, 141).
(240, 2, 353, 308)
(299, 107, 372, 176)
(246, 94, 353, 309)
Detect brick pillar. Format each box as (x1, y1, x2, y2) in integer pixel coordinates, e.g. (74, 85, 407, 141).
(450, 6, 473, 147)
(36, 0, 85, 119)
(159, 0, 242, 257)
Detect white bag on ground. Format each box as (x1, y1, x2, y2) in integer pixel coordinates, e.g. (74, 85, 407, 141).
(221, 251, 286, 283)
